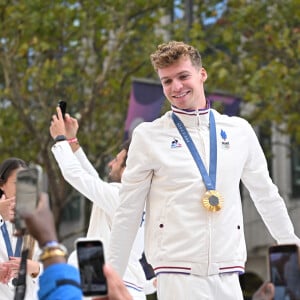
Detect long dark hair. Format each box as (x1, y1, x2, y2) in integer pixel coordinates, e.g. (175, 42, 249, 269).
(0, 158, 37, 259)
(0, 157, 27, 197)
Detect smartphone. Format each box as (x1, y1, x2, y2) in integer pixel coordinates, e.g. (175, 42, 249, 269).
(269, 244, 300, 300)
(14, 165, 43, 232)
(75, 238, 107, 297)
(58, 100, 67, 119)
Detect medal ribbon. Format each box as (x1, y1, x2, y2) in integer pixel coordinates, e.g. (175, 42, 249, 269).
(172, 110, 217, 191)
(1, 222, 23, 258)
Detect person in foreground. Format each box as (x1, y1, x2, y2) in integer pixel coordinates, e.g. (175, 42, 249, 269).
(19, 193, 133, 300)
(49, 107, 156, 299)
(0, 158, 42, 300)
(108, 40, 300, 299)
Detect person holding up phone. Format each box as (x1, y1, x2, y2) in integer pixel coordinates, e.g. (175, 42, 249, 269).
(269, 244, 300, 300)
(252, 282, 275, 300)
(58, 100, 67, 119)
(0, 158, 42, 300)
(2, 184, 279, 300)
(75, 238, 108, 297)
(19, 193, 133, 300)
(49, 106, 156, 299)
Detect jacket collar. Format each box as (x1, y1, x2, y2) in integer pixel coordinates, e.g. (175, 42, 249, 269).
(171, 104, 210, 128)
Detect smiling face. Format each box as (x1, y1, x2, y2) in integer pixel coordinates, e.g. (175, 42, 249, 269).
(158, 56, 207, 110)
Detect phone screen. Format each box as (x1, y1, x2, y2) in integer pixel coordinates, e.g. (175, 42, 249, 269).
(269, 244, 300, 300)
(76, 239, 107, 296)
(15, 168, 40, 231)
(58, 100, 67, 119)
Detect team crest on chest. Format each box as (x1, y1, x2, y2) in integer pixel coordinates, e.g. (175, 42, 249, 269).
(220, 129, 230, 149)
(171, 138, 182, 149)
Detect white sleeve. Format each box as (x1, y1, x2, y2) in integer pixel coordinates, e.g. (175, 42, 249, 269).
(51, 141, 119, 217)
(108, 128, 151, 276)
(67, 250, 78, 269)
(73, 146, 99, 178)
(241, 122, 300, 245)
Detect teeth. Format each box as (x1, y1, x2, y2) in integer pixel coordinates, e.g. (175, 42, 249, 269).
(174, 92, 188, 98)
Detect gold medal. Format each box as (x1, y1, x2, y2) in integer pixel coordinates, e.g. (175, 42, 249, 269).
(202, 190, 224, 212)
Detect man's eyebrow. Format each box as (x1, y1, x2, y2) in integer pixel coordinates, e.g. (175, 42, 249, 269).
(160, 71, 190, 81)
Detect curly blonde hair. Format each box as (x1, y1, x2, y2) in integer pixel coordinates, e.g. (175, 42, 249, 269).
(150, 41, 202, 72)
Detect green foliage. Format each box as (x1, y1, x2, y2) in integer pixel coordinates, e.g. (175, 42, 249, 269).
(0, 0, 168, 235)
(173, 1, 299, 143)
(195, 0, 300, 141)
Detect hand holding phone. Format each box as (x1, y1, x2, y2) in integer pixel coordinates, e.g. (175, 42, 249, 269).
(58, 100, 67, 119)
(269, 244, 300, 300)
(75, 238, 107, 297)
(14, 165, 43, 234)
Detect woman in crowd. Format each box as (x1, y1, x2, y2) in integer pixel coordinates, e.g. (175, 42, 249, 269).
(0, 157, 42, 300)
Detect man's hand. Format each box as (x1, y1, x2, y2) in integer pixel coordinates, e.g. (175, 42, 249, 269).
(49, 106, 66, 139)
(49, 105, 79, 141)
(93, 264, 133, 300)
(19, 193, 57, 248)
(252, 281, 275, 300)
(64, 113, 79, 139)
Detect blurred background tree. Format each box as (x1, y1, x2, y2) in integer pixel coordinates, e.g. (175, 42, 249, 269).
(0, 0, 299, 239)
(0, 0, 170, 235)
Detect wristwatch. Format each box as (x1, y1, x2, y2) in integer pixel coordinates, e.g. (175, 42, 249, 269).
(54, 135, 67, 143)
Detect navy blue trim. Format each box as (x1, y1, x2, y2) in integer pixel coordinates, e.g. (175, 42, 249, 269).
(1, 222, 23, 258)
(56, 279, 81, 289)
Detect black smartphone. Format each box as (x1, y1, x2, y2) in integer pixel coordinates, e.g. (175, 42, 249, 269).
(58, 100, 67, 119)
(75, 238, 108, 297)
(15, 165, 43, 232)
(269, 244, 300, 300)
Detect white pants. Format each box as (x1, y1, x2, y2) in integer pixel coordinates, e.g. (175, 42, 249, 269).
(156, 272, 243, 300)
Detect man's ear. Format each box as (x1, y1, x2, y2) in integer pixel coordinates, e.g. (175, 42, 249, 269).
(200, 67, 208, 82)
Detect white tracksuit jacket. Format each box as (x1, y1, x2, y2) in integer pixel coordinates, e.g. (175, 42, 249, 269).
(109, 107, 300, 278)
(51, 142, 155, 298)
(0, 219, 42, 300)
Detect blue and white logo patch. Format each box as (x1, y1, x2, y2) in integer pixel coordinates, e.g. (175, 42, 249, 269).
(171, 138, 182, 149)
(220, 129, 230, 149)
